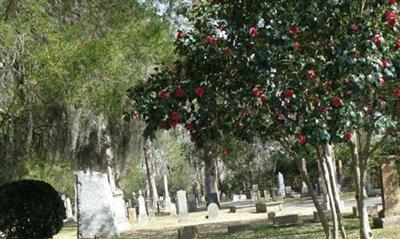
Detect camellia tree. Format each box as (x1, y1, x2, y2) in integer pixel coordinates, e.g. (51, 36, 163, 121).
(127, 0, 400, 238)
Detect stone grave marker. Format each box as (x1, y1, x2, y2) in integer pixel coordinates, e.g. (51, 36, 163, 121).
(277, 172, 286, 197)
(127, 208, 137, 224)
(76, 171, 118, 238)
(138, 191, 149, 224)
(207, 203, 219, 219)
(177, 190, 188, 218)
(301, 182, 309, 197)
(187, 193, 198, 212)
(256, 202, 267, 213)
(178, 226, 199, 239)
(373, 156, 400, 228)
(112, 190, 132, 232)
(273, 214, 302, 227)
(227, 224, 253, 233)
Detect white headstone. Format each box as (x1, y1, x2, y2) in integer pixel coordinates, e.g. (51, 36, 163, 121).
(163, 174, 172, 211)
(176, 190, 188, 217)
(207, 203, 219, 219)
(76, 171, 118, 238)
(277, 172, 286, 197)
(112, 190, 132, 232)
(138, 192, 149, 224)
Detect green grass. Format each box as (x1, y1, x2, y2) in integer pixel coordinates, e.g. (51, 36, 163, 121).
(56, 218, 400, 239)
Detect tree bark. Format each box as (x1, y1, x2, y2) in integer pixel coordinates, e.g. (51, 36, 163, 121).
(203, 147, 220, 205)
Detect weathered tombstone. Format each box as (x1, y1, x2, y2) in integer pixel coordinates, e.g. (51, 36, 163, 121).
(76, 171, 118, 238)
(284, 186, 293, 197)
(277, 172, 286, 197)
(273, 214, 302, 227)
(128, 208, 137, 224)
(112, 190, 132, 232)
(207, 203, 219, 219)
(138, 191, 149, 224)
(232, 194, 240, 202)
(251, 184, 260, 201)
(208, 192, 220, 207)
(301, 182, 309, 197)
(187, 193, 198, 212)
(178, 226, 199, 239)
(255, 202, 267, 213)
(176, 190, 189, 218)
(365, 183, 374, 197)
(263, 190, 270, 200)
(373, 156, 400, 228)
(170, 203, 177, 217)
(268, 212, 276, 221)
(227, 224, 253, 233)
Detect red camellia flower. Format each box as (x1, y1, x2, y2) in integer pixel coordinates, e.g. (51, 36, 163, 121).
(344, 132, 352, 142)
(283, 89, 294, 99)
(306, 70, 316, 79)
(157, 90, 167, 99)
(396, 39, 400, 49)
(278, 113, 286, 121)
(387, 19, 397, 28)
(221, 148, 229, 157)
(294, 42, 301, 50)
(381, 58, 389, 68)
(252, 87, 260, 96)
(174, 87, 185, 98)
(289, 26, 300, 35)
(297, 135, 307, 145)
(331, 96, 342, 108)
(373, 34, 382, 46)
(195, 86, 205, 97)
(385, 10, 397, 21)
(389, 0, 397, 4)
(177, 31, 185, 39)
(249, 26, 258, 37)
(170, 120, 178, 128)
(350, 23, 359, 33)
(171, 111, 180, 121)
(206, 35, 217, 44)
(259, 93, 267, 103)
(394, 87, 400, 99)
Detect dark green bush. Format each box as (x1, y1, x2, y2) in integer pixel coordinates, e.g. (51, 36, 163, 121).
(0, 180, 66, 239)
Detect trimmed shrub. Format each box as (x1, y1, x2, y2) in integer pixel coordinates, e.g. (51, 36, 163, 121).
(0, 180, 66, 239)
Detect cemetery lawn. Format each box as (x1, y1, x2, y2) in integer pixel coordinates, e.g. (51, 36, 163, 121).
(55, 218, 400, 239)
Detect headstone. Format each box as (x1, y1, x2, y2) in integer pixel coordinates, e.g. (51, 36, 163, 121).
(239, 194, 247, 201)
(251, 184, 260, 201)
(207, 203, 219, 219)
(187, 193, 198, 212)
(232, 194, 240, 202)
(138, 191, 149, 224)
(76, 171, 118, 238)
(373, 156, 400, 228)
(112, 190, 132, 232)
(277, 172, 286, 197)
(263, 190, 270, 200)
(255, 202, 267, 213)
(284, 186, 293, 197)
(273, 214, 302, 227)
(128, 208, 137, 224)
(301, 182, 309, 197)
(178, 226, 199, 239)
(170, 203, 177, 217)
(365, 183, 374, 197)
(176, 190, 189, 217)
(268, 212, 276, 221)
(227, 224, 253, 233)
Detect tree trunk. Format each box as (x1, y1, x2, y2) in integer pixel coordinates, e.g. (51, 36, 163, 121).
(323, 144, 347, 239)
(353, 134, 373, 239)
(295, 158, 331, 238)
(203, 147, 219, 205)
(143, 142, 155, 208)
